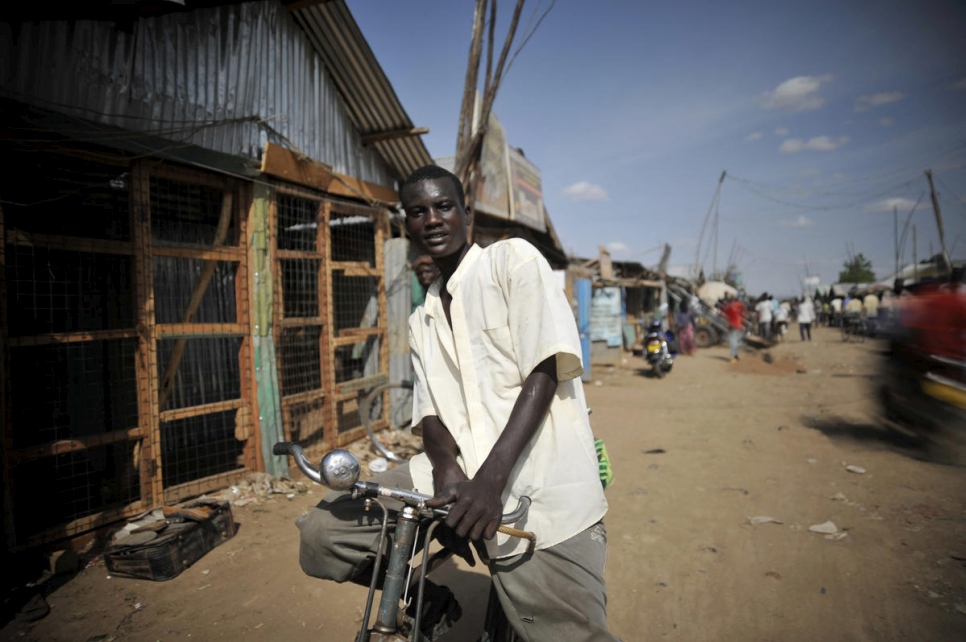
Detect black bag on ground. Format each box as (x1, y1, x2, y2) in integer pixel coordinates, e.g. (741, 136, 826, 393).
(103, 500, 235, 581)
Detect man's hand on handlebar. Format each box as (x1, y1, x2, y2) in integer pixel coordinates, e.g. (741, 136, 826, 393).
(427, 477, 504, 542)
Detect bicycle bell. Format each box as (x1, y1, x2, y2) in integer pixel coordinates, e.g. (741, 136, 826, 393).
(320, 449, 361, 490)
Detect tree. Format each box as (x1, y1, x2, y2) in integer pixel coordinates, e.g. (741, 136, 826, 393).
(838, 253, 875, 283)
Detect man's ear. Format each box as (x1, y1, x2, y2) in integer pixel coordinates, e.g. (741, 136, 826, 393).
(465, 205, 473, 228)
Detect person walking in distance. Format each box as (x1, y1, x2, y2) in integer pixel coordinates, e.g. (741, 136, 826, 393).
(675, 300, 696, 355)
(296, 165, 617, 641)
(722, 293, 745, 362)
(798, 295, 816, 341)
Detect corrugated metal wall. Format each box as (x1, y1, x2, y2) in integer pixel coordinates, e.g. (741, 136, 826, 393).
(0, 0, 395, 186)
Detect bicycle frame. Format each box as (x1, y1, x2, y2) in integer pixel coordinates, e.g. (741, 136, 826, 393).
(274, 442, 532, 642)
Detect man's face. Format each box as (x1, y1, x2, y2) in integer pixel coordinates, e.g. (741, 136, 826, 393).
(402, 178, 470, 260)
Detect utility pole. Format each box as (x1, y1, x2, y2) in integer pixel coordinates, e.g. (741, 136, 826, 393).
(913, 224, 918, 283)
(894, 205, 899, 278)
(925, 169, 952, 276)
(694, 170, 726, 280)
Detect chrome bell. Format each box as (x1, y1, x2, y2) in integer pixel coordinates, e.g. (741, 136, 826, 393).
(320, 449, 361, 490)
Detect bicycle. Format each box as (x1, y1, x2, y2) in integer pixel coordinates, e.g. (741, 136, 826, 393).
(274, 441, 532, 641)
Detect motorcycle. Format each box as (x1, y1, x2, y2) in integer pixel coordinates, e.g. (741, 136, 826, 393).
(878, 280, 966, 465)
(644, 320, 675, 379)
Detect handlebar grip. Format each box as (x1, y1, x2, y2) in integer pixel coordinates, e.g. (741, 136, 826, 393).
(273, 441, 296, 456)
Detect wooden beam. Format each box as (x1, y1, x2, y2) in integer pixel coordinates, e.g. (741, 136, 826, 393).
(162, 469, 248, 506)
(361, 126, 429, 145)
(158, 398, 245, 424)
(155, 323, 246, 338)
(5, 231, 133, 256)
(151, 245, 244, 261)
(11, 427, 144, 465)
(260, 142, 398, 205)
(25, 502, 146, 549)
(336, 373, 388, 395)
(8, 329, 138, 347)
(280, 388, 326, 407)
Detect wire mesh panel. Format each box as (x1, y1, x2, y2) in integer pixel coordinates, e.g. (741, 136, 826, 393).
(330, 212, 376, 266)
(278, 326, 323, 396)
(156, 337, 242, 413)
(285, 397, 326, 451)
(332, 272, 379, 332)
(13, 441, 141, 538)
(144, 168, 252, 501)
(1, 152, 131, 240)
(334, 336, 381, 384)
(280, 259, 321, 318)
(10, 340, 139, 449)
(153, 258, 238, 324)
(6, 248, 135, 336)
(273, 189, 328, 451)
(159, 410, 245, 488)
(150, 177, 237, 246)
(1, 148, 144, 544)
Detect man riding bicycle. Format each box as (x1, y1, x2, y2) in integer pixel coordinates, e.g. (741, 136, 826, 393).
(296, 165, 617, 641)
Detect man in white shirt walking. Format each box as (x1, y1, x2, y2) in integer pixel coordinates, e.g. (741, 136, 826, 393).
(297, 165, 616, 641)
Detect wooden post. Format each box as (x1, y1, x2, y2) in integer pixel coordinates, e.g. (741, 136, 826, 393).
(322, 201, 337, 449)
(925, 169, 953, 276)
(131, 162, 163, 506)
(376, 208, 390, 429)
(235, 184, 261, 472)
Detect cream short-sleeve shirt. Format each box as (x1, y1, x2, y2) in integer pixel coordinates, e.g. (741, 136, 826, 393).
(408, 240, 607, 559)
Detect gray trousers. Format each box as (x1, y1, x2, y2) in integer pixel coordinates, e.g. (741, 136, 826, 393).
(296, 463, 617, 642)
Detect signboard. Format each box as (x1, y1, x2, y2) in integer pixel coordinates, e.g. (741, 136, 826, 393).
(474, 113, 511, 219)
(507, 147, 547, 232)
(590, 286, 623, 347)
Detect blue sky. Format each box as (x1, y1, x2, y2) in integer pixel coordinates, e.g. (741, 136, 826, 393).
(350, 0, 966, 296)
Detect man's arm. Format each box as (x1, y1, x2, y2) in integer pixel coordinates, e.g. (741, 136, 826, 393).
(426, 355, 558, 542)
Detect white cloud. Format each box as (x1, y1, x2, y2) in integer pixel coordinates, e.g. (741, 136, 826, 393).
(562, 181, 609, 202)
(800, 168, 821, 177)
(774, 127, 790, 136)
(779, 135, 849, 153)
(855, 91, 905, 112)
(780, 215, 814, 228)
(606, 241, 629, 253)
(745, 132, 763, 142)
(755, 74, 833, 111)
(865, 197, 918, 212)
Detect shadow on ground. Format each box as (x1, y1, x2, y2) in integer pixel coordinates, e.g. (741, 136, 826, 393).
(801, 414, 929, 461)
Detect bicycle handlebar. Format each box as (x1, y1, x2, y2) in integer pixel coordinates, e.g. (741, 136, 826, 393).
(274, 441, 530, 524)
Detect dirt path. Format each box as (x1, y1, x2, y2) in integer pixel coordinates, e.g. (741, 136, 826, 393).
(4, 326, 966, 641)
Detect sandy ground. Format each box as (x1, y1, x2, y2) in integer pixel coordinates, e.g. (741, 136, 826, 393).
(3, 325, 966, 641)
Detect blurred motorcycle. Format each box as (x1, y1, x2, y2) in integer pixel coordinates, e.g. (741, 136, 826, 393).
(879, 280, 966, 465)
(644, 319, 676, 379)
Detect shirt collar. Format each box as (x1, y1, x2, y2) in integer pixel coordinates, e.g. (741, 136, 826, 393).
(423, 243, 482, 321)
(445, 244, 482, 294)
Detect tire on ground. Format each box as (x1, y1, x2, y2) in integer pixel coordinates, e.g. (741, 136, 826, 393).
(694, 326, 716, 349)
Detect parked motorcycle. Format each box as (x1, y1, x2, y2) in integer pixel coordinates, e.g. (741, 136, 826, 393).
(644, 320, 676, 379)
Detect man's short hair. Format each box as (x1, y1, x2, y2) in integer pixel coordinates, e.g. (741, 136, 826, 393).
(401, 165, 466, 209)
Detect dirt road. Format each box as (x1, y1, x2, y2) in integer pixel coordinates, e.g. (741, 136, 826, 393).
(4, 326, 966, 641)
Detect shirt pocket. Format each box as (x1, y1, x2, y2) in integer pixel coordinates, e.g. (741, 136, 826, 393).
(480, 324, 521, 389)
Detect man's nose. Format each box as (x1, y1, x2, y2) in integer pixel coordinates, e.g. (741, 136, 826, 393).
(424, 207, 443, 225)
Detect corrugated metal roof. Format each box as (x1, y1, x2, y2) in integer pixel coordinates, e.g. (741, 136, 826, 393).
(0, 1, 431, 188)
(290, 1, 433, 182)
